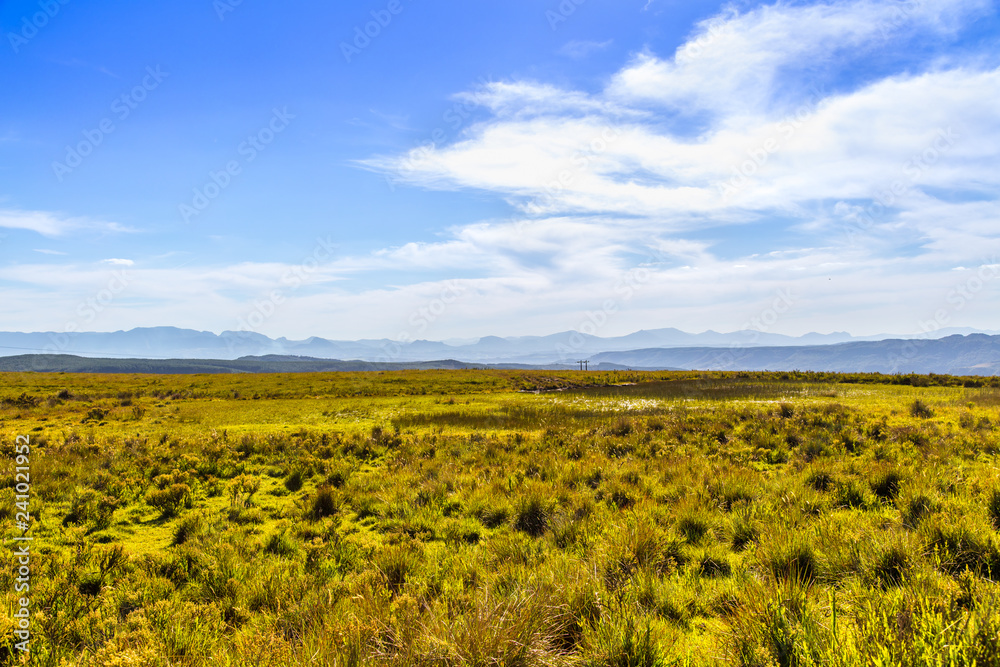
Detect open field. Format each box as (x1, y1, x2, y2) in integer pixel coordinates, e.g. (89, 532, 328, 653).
(2, 369, 1000, 666)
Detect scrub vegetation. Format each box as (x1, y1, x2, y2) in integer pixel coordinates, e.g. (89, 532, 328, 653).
(1, 369, 1000, 665)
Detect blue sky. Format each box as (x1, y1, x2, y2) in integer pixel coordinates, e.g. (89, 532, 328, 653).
(1, 0, 999, 342)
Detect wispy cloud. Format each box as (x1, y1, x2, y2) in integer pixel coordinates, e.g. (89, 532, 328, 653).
(53, 57, 121, 79)
(4, 0, 997, 340)
(558, 39, 613, 59)
(608, 0, 991, 115)
(0, 209, 133, 237)
(348, 0, 1000, 336)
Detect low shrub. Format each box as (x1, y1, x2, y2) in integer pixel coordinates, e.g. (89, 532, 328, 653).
(867, 540, 912, 587)
(730, 508, 759, 551)
(987, 488, 1000, 530)
(805, 469, 836, 492)
(834, 479, 871, 510)
(676, 511, 712, 544)
(309, 485, 339, 520)
(63, 489, 119, 531)
(146, 483, 192, 517)
(764, 538, 819, 582)
(284, 469, 304, 492)
(264, 531, 298, 557)
(901, 491, 938, 528)
(172, 512, 206, 546)
(584, 615, 664, 667)
(513, 492, 550, 537)
(922, 517, 1000, 576)
(870, 468, 904, 501)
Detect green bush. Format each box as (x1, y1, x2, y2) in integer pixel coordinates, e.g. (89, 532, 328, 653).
(172, 512, 207, 545)
(835, 479, 872, 510)
(922, 517, 1000, 576)
(284, 468, 304, 492)
(63, 488, 119, 531)
(765, 538, 819, 582)
(805, 469, 836, 492)
(868, 540, 912, 587)
(987, 488, 1000, 530)
(146, 483, 191, 517)
(264, 530, 298, 557)
(870, 468, 904, 501)
(310, 485, 339, 520)
(513, 493, 550, 537)
(726, 576, 829, 667)
(730, 508, 759, 551)
(676, 511, 712, 544)
(694, 548, 732, 578)
(228, 474, 261, 508)
(375, 543, 423, 595)
(910, 399, 934, 418)
(585, 615, 664, 667)
(901, 491, 938, 528)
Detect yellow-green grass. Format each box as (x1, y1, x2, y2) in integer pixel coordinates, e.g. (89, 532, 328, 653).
(0, 370, 999, 666)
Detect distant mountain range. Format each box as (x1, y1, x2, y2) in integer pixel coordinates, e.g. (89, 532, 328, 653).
(593, 334, 1000, 376)
(0, 334, 997, 375)
(1, 326, 997, 366)
(0, 355, 488, 374)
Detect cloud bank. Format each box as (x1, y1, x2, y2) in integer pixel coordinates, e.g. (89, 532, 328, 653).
(4, 0, 999, 341)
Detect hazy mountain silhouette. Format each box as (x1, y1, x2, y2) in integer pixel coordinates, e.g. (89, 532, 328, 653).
(1, 325, 996, 366)
(592, 334, 1000, 375)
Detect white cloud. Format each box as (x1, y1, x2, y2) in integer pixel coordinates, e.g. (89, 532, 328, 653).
(0, 209, 132, 237)
(364, 66, 1000, 228)
(346, 0, 1000, 338)
(101, 258, 135, 266)
(451, 81, 629, 120)
(608, 0, 990, 115)
(4, 0, 998, 340)
(558, 39, 613, 59)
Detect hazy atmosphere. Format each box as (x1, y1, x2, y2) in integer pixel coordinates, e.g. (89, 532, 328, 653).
(6, 4, 1000, 664)
(2, 0, 999, 341)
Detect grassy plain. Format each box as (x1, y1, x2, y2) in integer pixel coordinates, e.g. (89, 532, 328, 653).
(1, 369, 1000, 666)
